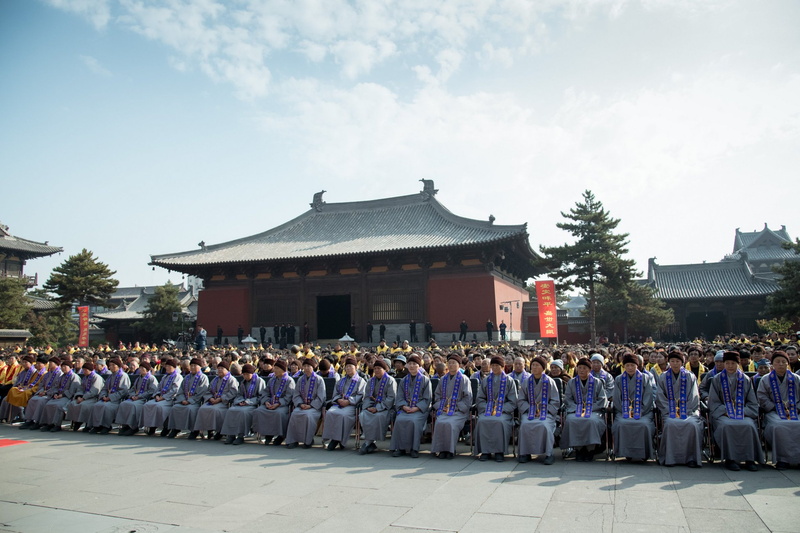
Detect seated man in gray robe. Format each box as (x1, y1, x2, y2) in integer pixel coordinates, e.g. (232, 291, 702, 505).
(358, 359, 396, 455)
(390, 355, 431, 458)
(656, 351, 704, 467)
(194, 361, 239, 441)
(168, 358, 209, 439)
(89, 357, 131, 435)
(518, 356, 560, 464)
(612, 353, 656, 461)
(141, 358, 183, 437)
(562, 357, 609, 462)
(66, 362, 104, 432)
(708, 351, 764, 471)
(221, 364, 265, 445)
(19, 356, 62, 430)
(40, 358, 81, 432)
(475, 355, 518, 462)
(253, 359, 295, 446)
(430, 354, 472, 459)
(116, 363, 159, 436)
(286, 358, 327, 449)
(323, 357, 366, 450)
(756, 350, 800, 470)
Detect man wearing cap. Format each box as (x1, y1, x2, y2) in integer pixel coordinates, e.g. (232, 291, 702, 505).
(431, 354, 473, 459)
(89, 358, 131, 434)
(286, 358, 327, 449)
(38, 358, 81, 431)
(708, 351, 763, 471)
(562, 357, 609, 461)
(756, 351, 800, 470)
(656, 351, 704, 467)
(358, 359, 396, 455)
(752, 358, 771, 389)
(390, 355, 432, 458)
(65, 362, 104, 432)
(220, 363, 264, 445)
(194, 360, 240, 441)
(518, 356, 561, 464)
(323, 357, 366, 450)
(116, 363, 159, 436)
(253, 359, 295, 446)
(612, 353, 656, 462)
(19, 356, 63, 430)
(0, 355, 46, 423)
(548, 359, 569, 385)
(590, 353, 615, 398)
(391, 355, 408, 379)
(699, 351, 726, 401)
(474, 355, 518, 462)
(141, 358, 183, 436)
(168, 358, 210, 439)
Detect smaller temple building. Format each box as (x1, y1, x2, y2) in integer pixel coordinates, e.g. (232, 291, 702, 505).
(0, 222, 62, 287)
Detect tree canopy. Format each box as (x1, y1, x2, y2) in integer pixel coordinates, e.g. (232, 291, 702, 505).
(43, 249, 119, 308)
(0, 277, 32, 329)
(764, 238, 800, 324)
(136, 282, 184, 342)
(594, 281, 674, 341)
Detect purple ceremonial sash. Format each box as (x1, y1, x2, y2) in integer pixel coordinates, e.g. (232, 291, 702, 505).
(303, 373, 318, 404)
(403, 370, 424, 409)
(243, 376, 258, 399)
(135, 373, 151, 396)
(83, 371, 97, 393)
(272, 374, 289, 403)
(720, 371, 745, 420)
(369, 374, 390, 404)
(185, 372, 203, 397)
(485, 372, 507, 417)
(437, 373, 462, 416)
(621, 371, 643, 420)
(575, 377, 595, 418)
(770, 371, 798, 421)
(666, 369, 688, 419)
(159, 370, 179, 394)
(26, 368, 46, 389)
(16, 367, 32, 386)
(211, 373, 231, 399)
(108, 370, 125, 394)
(44, 369, 62, 390)
(528, 375, 550, 421)
(337, 375, 360, 400)
(57, 370, 74, 394)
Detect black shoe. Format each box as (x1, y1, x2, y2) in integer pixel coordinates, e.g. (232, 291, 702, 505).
(725, 460, 741, 472)
(479, 453, 490, 462)
(687, 460, 700, 469)
(272, 436, 284, 446)
(29, 423, 41, 430)
(18, 421, 33, 430)
(147, 427, 157, 436)
(542, 454, 555, 465)
(160, 427, 170, 437)
(50, 425, 62, 433)
(188, 431, 200, 440)
(286, 442, 299, 449)
(98, 427, 111, 435)
(88, 426, 100, 434)
(744, 461, 758, 472)
(366, 442, 377, 453)
(39, 424, 52, 432)
(213, 432, 223, 441)
(518, 454, 531, 463)
(327, 440, 339, 451)
(410, 450, 419, 458)
(85, 426, 96, 433)
(392, 450, 404, 457)
(358, 443, 369, 455)
(301, 443, 312, 449)
(775, 461, 790, 471)
(494, 453, 505, 463)
(71, 422, 81, 431)
(118, 425, 130, 435)
(224, 435, 235, 445)
(263, 435, 274, 446)
(167, 429, 180, 439)
(233, 436, 244, 445)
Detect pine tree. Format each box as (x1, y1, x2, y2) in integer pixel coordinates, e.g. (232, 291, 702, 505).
(539, 190, 637, 347)
(595, 281, 674, 341)
(43, 249, 119, 308)
(764, 239, 800, 323)
(137, 282, 184, 342)
(0, 277, 32, 329)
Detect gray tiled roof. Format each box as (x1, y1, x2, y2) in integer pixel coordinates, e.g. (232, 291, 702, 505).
(94, 288, 196, 321)
(151, 193, 536, 267)
(733, 225, 791, 253)
(0, 224, 62, 257)
(649, 258, 779, 301)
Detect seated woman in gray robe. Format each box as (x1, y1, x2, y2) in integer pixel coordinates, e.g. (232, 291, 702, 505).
(474, 356, 518, 462)
(286, 358, 327, 449)
(323, 357, 366, 450)
(756, 351, 800, 470)
(708, 351, 764, 471)
(562, 357, 609, 462)
(656, 353, 704, 467)
(612, 353, 656, 461)
(168, 358, 210, 439)
(430, 354, 473, 459)
(89, 358, 131, 435)
(194, 361, 239, 440)
(116, 363, 159, 436)
(390, 355, 431, 458)
(253, 360, 295, 446)
(518, 356, 560, 464)
(66, 363, 104, 431)
(21, 357, 62, 429)
(358, 359, 396, 455)
(40, 359, 81, 432)
(141, 358, 183, 437)
(221, 364, 265, 445)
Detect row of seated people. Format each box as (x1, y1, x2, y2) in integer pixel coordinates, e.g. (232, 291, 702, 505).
(3, 351, 798, 471)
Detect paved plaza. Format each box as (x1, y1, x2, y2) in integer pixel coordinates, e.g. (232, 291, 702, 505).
(1, 425, 798, 533)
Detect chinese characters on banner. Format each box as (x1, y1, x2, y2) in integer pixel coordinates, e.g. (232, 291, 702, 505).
(78, 306, 89, 347)
(535, 281, 558, 338)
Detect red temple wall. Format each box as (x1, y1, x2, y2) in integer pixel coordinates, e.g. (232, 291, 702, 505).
(197, 286, 250, 337)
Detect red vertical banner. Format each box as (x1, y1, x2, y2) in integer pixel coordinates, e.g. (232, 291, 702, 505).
(78, 306, 89, 347)
(535, 281, 558, 338)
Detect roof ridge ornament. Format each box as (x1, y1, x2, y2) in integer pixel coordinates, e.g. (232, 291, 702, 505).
(419, 179, 438, 201)
(310, 190, 326, 211)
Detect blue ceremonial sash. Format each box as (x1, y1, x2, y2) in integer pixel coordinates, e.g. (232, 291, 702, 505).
(575, 377, 595, 418)
(303, 373, 318, 404)
(528, 375, 549, 421)
(486, 373, 507, 417)
(337, 375, 360, 400)
(135, 373, 151, 396)
(44, 369, 62, 390)
(621, 371, 643, 420)
(210, 373, 231, 400)
(185, 373, 202, 397)
(770, 371, 798, 421)
(159, 371, 178, 395)
(437, 373, 462, 416)
(243, 377, 258, 399)
(720, 371, 745, 420)
(57, 370, 74, 394)
(370, 374, 389, 404)
(403, 371, 423, 409)
(108, 370, 125, 394)
(666, 369, 688, 419)
(83, 371, 96, 393)
(27, 368, 46, 389)
(272, 375, 289, 404)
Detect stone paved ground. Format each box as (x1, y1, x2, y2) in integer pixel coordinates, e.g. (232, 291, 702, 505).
(1, 425, 799, 533)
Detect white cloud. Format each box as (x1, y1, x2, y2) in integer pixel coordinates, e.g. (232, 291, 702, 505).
(79, 54, 111, 76)
(45, 0, 111, 30)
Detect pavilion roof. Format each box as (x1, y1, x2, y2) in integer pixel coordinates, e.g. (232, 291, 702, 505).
(647, 257, 779, 301)
(0, 223, 62, 258)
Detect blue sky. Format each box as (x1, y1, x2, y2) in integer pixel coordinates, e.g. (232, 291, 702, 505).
(2, 0, 798, 289)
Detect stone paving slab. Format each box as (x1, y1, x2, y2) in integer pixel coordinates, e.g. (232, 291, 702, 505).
(2, 425, 800, 532)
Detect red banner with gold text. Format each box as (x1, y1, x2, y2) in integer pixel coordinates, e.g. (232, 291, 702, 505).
(535, 281, 558, 338)
(78, 306, 89, 347)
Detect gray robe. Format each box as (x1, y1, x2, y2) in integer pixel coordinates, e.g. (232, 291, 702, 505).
(656, 369, 704, 465)
(708, 371, 764, 463)
(757, 371, 800, 464)
(322, 374, 366, 446)
(25, 369, 63, 422)
(41, 371, 81, 426)
(591, 369, 615, 398)
(389, 371, 432, 452)
(141, 371, 184, 428)
(518, 374, 561, 457)
(475, 372, 518, 455)
(221, 375, 265, 436)
(358, 374, 396, 442)
(90, 371, 131, 428)
(430, 372, 472, 454)
(286, 373, 327, 445)
(562, 375, 608, 448)
(194, 373, 240, 432)
(612, 371, 656, 460)
(115, 373, 159, 427)
(252, 374, 296, 438)
(169, 372, 210, 431)
(66, 372, 104, 424)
